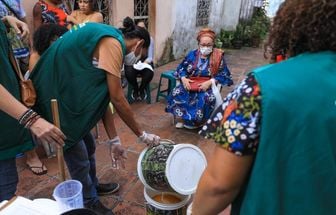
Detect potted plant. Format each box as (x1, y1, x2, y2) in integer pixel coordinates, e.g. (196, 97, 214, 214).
(250, 20, 263, 47)
(232, 23, 244, 49)
(240, 2, 271, 48)
(220, 30, 234, 48)
(242, 24, 253, 47)
(214, 38, 223, 49)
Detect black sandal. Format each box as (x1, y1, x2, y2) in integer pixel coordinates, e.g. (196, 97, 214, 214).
(27, 163, 48, 176)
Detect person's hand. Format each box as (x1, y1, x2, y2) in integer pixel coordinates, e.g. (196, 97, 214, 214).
(66, 15, 75, 23)
(199, 80, 212, 91)
(110, 144, 127, 169)
(29, 118, 66, 147)
(2, 16, 29, 40)
(138, 131, 160, 147)
(181, 77, 193, 91)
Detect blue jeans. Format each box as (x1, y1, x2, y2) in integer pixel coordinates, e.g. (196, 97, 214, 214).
(0, 158, 18, 201)
(64, 133, 98, 206)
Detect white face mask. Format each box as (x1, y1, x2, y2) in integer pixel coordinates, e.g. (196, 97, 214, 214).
(199, 46, 213, 56)
(124, 51, 141, 66)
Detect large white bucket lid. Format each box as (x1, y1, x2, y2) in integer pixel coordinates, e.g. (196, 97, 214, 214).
(166, 144, 207, 195)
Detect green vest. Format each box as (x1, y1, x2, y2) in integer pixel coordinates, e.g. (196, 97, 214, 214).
(30, 23, 126, 150)
(232, 51, 336, 215)
(0, 22, 33, 160)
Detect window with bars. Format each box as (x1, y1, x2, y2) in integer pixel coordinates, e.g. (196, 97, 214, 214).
(196, 0, 212, 26)
(134, 0, 149, 27)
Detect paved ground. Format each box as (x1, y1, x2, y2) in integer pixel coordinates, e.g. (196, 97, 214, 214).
(16, 47, 268, 214)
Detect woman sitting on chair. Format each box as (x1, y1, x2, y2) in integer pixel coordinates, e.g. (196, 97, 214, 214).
(69, 0, 103, 24)
(166, 28, 233, 129)
(124, 20, 154, 101)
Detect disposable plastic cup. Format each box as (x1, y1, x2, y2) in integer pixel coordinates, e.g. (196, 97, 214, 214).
(53, 180, 84, 213)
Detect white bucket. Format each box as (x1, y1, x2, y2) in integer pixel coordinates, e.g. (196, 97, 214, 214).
(144, 188, 191, 215)
(138, 141, 207, 195)
(53, 180, 84, 213)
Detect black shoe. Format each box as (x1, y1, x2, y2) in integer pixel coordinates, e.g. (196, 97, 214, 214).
(131, 90, 139, 101)
(139, 90, 147, 101)
(85, 200, 114, 215)
(96, 183, 120, 196)
(121, 76, 127, 88)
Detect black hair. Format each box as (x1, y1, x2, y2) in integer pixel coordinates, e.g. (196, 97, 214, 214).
(266, 0, 336, 60)
(33, 24, 68, 55)
(119, 16, 150, 48)
(73, 0, 98, 12)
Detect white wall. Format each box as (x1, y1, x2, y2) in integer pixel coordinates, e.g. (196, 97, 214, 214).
(154, 0, 175, 63)
(170, 0, 242, 60)
(171, 0, 198, 59)
(112, 0, 133, 27)
(219, 0, 242, 30)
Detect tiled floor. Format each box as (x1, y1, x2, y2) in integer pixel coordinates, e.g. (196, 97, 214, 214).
(16, 47, 268, 214)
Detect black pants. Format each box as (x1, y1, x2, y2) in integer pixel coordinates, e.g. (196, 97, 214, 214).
(124, 65, 154, 94)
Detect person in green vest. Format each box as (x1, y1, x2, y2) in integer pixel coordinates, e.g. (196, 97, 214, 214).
(0, 15, 66, 201)
(30, 17, 160, 214)
(192, 0, 336, 214)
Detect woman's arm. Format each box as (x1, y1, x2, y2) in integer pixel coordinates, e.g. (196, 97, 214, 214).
(192, 146, 254, 215)
(28, 52, 40, 72)
(175, 51, 195, 79)
(0, 84, 29, 120)
(144, 37, 154, 64)
(32, 3, 42, 31)
(1, 16, 29, 40)
(90, 12, 103, 23)
(106, 73, 142, 137)
(0, 84, 66, 145)
(102, 104, 117, 139)
(194, 74, 262, 214)
(66, 11, 81, 25)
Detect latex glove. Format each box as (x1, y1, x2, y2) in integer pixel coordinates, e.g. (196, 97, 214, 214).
(2, 16, 29, 40)
(30, 118, 66, 147)
(138, 131, 160, 147)
(108, 136, 127, 169)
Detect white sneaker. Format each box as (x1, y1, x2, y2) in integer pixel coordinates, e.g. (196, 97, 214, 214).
(175, 122, 184, 129)
(183, 124, 199, 129)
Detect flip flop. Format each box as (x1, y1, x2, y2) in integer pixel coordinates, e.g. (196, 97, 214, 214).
(27, 163, 48, 176)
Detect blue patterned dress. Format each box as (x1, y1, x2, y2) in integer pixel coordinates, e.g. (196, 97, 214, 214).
(166, 49, 233, 126)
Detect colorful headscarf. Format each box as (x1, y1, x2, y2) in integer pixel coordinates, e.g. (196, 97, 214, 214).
(197, 28, 216, 42)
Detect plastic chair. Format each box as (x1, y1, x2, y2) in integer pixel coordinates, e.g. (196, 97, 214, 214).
(127, 78, 151, 104)
(156, 70, 177, 102)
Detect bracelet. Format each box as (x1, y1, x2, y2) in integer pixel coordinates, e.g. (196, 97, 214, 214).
(18, 109, 34, 125)
(22, 112, 38, 127)
(25, 115, 41, 129)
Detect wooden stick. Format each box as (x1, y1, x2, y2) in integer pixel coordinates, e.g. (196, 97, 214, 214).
(51, 99, 66, 181)
(0, 196, 17, 211)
